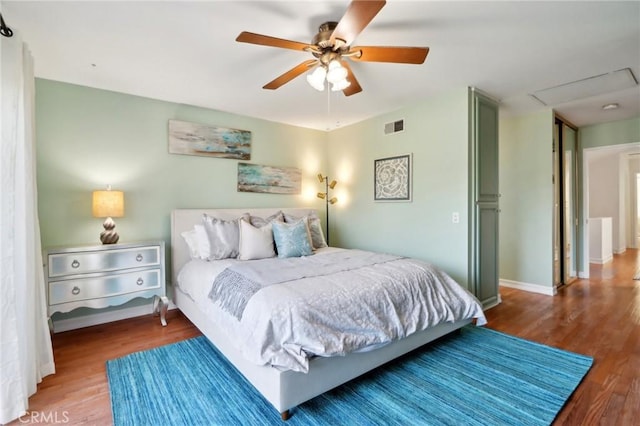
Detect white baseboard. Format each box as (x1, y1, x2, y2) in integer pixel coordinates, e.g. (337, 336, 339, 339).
(589, 255, 613, 264)
(614, 247, 626, 255)
(52, 301, 177, 333)
(499, 279, 557, 296)
(578, 271, 589, 279)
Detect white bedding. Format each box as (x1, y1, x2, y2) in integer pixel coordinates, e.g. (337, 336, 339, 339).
(177, 248, 486, 373)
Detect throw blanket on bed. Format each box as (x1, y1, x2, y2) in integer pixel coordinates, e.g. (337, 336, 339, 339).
(207, 249, 487, 373)
(209, 250, 402, 320)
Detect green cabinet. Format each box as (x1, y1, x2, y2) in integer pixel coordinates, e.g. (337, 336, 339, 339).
(470, 89, 500, 308)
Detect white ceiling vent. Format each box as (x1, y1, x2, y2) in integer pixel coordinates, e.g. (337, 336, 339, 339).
(384, 119, 404, 135)
(530, 68, 638, 106)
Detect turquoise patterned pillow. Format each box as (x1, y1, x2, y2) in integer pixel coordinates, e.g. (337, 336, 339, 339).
(272, 220, 313, 258)
(283, 212, 327, 249)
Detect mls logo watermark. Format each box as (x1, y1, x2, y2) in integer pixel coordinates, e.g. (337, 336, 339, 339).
(19, 411, 69, 424)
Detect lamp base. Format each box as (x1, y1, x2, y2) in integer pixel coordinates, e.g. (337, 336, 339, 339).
(100, 217, 120, 244)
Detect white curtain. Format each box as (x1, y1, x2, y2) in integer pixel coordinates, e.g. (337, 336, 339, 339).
(0, 31, 55, 424)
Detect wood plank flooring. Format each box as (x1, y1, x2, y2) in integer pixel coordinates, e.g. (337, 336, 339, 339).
(485, 250, 640, 426)
(11, 251, 640, 425)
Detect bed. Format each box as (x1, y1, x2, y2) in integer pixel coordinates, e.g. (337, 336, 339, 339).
(171, 208, 486, 420)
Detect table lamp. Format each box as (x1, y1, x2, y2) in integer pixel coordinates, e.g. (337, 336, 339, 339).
(92, 186, 124, 244)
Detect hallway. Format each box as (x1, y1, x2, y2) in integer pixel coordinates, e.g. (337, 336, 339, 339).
(486, 250, 640, 425)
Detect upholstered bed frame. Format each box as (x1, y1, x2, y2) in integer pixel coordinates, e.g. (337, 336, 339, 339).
(171, 208, 471, 420)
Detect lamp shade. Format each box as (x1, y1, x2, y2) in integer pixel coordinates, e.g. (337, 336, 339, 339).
(326, 60, 348, 84)
(306, 67, 327, 91)
(92, 190, 124, 218)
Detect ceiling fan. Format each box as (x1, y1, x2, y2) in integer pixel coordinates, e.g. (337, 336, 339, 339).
(236, 0, 429, 96)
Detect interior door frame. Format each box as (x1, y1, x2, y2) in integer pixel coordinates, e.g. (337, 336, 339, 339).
(554, 114, 579, 287)
(581, 141, 640, 278)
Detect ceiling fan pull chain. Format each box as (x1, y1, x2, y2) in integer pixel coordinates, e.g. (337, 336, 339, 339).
(326, 84, 331, 130)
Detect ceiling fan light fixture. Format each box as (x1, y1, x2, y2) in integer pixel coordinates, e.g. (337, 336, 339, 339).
(306, 66, 327, 91)
(331, 79, 351, 92)
(326, 60, 348, 84)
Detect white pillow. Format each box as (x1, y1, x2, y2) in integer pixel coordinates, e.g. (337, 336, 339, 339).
(180, 229, 200, 259)
(238, 218, 276, 260)
(193, 224, 210, 260)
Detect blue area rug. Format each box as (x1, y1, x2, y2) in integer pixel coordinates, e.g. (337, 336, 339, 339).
(106, 326, 592, 425)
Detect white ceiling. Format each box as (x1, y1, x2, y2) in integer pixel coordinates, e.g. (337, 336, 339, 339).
(3, 0, 639, 131)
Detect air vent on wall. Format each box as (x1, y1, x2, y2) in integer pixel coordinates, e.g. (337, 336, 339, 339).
(384, 119, 404, 135)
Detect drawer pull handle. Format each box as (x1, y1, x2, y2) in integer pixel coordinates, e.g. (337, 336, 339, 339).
(71, 260, 80, 269)
(71, 286, 80, 295)
(136, 254, 144, 262)
(136, 277, 144, 286)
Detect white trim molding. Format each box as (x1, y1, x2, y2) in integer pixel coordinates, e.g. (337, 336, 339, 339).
(589, 255, 614, 264)
(499, 279, 557, 296)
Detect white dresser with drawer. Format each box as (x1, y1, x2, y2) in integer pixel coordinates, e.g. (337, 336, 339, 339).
(44, 241, 169, 328)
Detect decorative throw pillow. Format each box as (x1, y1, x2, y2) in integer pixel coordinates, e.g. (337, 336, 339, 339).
(249, 211, 284, 228)
(180, 229, 199, 259)
(202, 214, 248, 260)
(284, 212, 327, 249)
(272, 219, 313, 258)
(238, 218, 276, 260)
(193, 224, 210, 260)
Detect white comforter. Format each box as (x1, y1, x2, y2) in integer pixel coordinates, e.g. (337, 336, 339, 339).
(178, 248, 486, 373)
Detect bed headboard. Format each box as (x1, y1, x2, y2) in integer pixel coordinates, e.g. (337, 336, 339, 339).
(170, 208, 317, 288)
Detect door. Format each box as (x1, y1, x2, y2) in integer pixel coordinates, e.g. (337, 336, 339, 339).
(553, 124, 561, 286)
(563, 126, 578, 284)
(476, 203, 499, 306)
(470, 89, 500, 308)
(553, 117, 578, 287)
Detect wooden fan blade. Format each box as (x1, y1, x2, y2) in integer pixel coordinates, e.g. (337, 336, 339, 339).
(350, 46, 429, 64)
(330, 0, 386, 47)
(340, 60, 362, 96)
(236, 31, 311, 52)
(263, 60, 318, 90)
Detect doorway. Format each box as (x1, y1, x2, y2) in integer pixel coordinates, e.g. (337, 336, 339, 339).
(581, 142, 640, 277)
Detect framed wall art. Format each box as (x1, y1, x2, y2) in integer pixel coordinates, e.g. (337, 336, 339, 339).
(237, 163, 301, 194)
(168, 119, 251, 160)
(374, 153, 412, 202)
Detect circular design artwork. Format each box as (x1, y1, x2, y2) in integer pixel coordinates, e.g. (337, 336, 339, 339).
(375, 156, 410, 200)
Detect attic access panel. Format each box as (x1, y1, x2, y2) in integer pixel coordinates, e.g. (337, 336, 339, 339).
(530, 68, 637, 106)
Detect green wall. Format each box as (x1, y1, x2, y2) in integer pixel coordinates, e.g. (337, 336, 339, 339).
(577, 116, 640, 275)
(36, 79, 327, 248)
(580, 116, 640, 149)
(36, 79, 327, 321)
(326, 88, 471, 286)
(499, 110, 555, 287)
(498, 114, 640, 287)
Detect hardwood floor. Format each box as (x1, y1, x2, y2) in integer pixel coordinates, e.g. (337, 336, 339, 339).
(485, 250, 640, 426)
(10, 310, 201, 425)
(12, 251, 640, 425)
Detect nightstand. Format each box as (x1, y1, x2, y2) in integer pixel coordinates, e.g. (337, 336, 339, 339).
(44, 241, 169, 327)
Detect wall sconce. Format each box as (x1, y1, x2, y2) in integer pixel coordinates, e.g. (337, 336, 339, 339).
(92, 185, 124, 244)
(317, 173, 338, 245)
